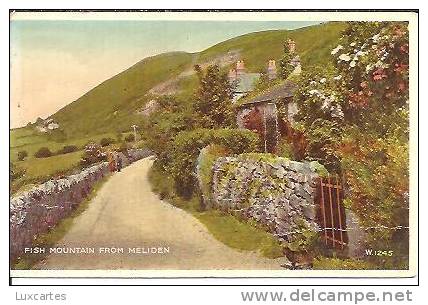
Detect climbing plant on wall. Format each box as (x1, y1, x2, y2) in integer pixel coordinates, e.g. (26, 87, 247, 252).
(279, 39, 295, 80)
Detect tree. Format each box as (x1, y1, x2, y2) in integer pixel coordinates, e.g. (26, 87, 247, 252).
(193, 64, 235, 128)
(17, 150, 28, 161)
(142, 95, 194, 171)
(279, 39, 294, 79)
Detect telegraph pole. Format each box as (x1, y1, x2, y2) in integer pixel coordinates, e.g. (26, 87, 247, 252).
(131, 124, 138, 144)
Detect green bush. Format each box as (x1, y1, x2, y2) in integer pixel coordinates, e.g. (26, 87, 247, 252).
(100, 137, 115, 147)
(168, 128, 260, 198)
(276, 140, 294, 159)
(125, 134, 135, 142)
(118, 142, 129, 155)
(197, 144, 231, 210)
(57, 145, 78, 155)
(79, 142, 106, 167)
(34, 147, 53, 158)
(17, 150, 28, 161)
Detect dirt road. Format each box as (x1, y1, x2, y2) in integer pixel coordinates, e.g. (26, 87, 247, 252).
(36, 157, 286, 270)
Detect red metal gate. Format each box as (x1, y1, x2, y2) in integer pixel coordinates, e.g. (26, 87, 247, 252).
(317, 175, 348, 249)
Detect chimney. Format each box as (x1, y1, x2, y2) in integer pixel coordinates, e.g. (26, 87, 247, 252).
(267, 60, 277, 80)
(236, 60, 245, 75)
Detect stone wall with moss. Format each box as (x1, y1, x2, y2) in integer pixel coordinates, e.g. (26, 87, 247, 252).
(207, 153, 327, 243)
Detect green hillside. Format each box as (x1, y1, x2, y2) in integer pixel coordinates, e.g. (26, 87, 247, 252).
(199, 21, 346, 71)
(13, 21, 346, 140)
(51, 52, 196, 136)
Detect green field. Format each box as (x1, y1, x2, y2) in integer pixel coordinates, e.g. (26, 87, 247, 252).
(11, 125, 121, 157)
(11, 151, 84, 194)
(10, 127, 122, 193)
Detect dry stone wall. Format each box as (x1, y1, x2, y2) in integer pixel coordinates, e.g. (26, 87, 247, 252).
(208, 154, 323, 242)
(10, 148, 152, 262)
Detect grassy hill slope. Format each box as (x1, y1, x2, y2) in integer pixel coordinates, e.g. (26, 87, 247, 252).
(199, 21, 346, 71)
(51, 52, 195, 136)
(14, 22, 346, 140)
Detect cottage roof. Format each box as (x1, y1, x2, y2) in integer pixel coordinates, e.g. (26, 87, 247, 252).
(235, 73, 261, 93)
(238, 80, 297, 107)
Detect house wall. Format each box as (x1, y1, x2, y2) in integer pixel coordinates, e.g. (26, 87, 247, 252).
(236, 102, 279, 153)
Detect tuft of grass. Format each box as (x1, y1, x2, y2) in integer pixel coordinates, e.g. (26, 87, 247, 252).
(312, 256, 378, 270)
(13, 174, 111, 270)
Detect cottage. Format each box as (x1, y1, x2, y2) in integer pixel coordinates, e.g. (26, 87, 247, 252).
(236, 80, 298, 153)
(228, 60, 261, 102)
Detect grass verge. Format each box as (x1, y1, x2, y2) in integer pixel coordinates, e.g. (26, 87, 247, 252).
(12, 174, 111, 270)
(148, 163, 283, 259)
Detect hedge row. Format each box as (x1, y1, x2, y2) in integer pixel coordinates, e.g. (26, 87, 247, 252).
(166, 128, 260, 197)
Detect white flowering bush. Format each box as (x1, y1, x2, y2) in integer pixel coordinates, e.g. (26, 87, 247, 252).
(294, 22, 409, 267)
(79, 142, 107, 167)
(294, 65, 345, 171)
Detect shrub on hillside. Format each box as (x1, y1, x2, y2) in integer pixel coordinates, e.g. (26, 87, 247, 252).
(125, 134, 135, 142)
(118, 142, 129, 156)
(168, 128, 260, 198)
(57, 145, 78, 155)
(10, 162, 25, 181)
(34, 147, 52, 158)
(100, 137, 115, 147)
(79, 142, 106, 167)
(17, 150, 28, 161)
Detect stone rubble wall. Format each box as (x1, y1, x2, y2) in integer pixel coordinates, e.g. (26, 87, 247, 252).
(10, 148, 152, 262)
(209, 155, 321, 242)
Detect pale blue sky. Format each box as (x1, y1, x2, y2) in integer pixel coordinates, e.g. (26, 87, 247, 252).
(11, 20, 320, 127)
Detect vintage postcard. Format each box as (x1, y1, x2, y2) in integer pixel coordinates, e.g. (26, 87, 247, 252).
(9, 10, 418, 280)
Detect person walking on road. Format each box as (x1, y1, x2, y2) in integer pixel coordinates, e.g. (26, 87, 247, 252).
(116, 155, 122, 172)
